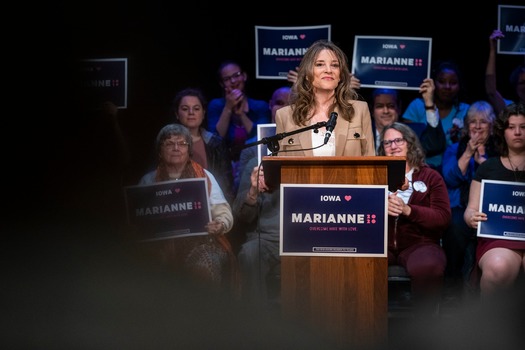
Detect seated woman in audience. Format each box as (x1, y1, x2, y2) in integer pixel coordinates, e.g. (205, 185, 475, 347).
(172, 87, 235, 203)
(138, 123, 238, 292)
(442, 101, 499, 299)
(378, 122, 451, 315)
(464, 103, 525, 300)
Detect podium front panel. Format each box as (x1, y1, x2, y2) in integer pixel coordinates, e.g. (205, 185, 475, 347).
(262, 156, 404, 349)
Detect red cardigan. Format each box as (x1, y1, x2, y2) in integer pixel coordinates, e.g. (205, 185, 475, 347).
(388, 165, 451, 254)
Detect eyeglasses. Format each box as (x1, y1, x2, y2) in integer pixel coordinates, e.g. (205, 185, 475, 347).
(221, 71, 243, 83)
(163, 141, 189, 149)
(382, 137, 406, 148)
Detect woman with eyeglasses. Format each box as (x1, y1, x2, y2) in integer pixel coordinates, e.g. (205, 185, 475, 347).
(441, 101, 499, 301)
(207, 60, 271, 189)
(138, 123, 238, 293)
(378, 122, 451, 315)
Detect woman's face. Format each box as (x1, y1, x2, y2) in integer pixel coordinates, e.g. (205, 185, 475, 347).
(177, 96, 205, 130)
(505, 114, 525, 152)
(383, 129, 407, 157)
(467, 113, 491, 143)
(220, 63, 246, 93)
(311, 49, 341, 92)
(160, 135, 190, 166)
(434, 68, 460, 104)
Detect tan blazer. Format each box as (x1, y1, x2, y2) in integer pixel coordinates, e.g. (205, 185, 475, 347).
(274, 100, 376, 156)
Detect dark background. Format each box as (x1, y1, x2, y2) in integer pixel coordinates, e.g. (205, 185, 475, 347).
(48, 0, 524, 183)
(8, 1, 525, 220)
(4, 4, 525, 348)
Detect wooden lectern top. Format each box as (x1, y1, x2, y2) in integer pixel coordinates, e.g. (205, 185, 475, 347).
(262, 155, 406, 192)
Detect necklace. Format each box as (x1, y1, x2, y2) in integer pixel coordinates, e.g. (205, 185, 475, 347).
(507, 156, 525, 182)
(508, 156, 525, 172)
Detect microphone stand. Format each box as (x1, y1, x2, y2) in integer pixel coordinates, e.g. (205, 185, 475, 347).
(242, 121, 327, 156)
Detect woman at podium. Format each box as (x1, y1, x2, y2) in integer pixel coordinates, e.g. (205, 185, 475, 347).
(275, 39, 375, 157)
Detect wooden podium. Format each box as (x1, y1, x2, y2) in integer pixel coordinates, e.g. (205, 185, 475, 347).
(262, 156, 405, 350)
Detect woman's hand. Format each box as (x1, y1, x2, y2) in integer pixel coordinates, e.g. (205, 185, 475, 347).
(467, 130, 489, 164)
(249, 165, 269, 192)
(419, 78, 435, 107)
(224, 87, 244, 111)
(350, 74, 361, 90)
(205, 219, 226, 236)
(287, 67, 298, 83)
(466, 210, 487, 229)
(387, 193, 410, 217)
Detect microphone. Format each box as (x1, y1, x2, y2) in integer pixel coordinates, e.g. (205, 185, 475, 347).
(324, 112, 338, 144)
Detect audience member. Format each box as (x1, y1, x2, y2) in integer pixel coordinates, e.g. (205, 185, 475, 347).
(485, 29, 525, 115)
(137, 124, 238, 293)
(171, 87, 235, 203)
(231, 86, 291, 259)
(237, 86, 291, 185)
(371, 88, 402, 153)
(371, 88, 446, 157)
(207, 60, 271, 180)
(442, 101, 499, 301)
(403, 61, 470, 173)
(378, 122, 451, 315)
(275, 39, 375, 156)
(233, 156, 280, 305)
(464, 102, 525, 300)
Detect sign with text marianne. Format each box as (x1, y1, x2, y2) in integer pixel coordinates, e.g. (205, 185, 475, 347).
(255, 25, 331, 80)
(124, 178, 211, 242)
(478, 180, 525, 241)
(79, 58, 128, 108)
(497, 5, 525, 55)
(280, 184, 388, 257)
(352, 36, 432, 90)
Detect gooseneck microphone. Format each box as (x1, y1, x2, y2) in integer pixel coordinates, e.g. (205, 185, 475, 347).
(324, 112, 338, 144)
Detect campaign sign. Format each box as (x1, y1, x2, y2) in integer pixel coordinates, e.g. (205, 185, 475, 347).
(478, 180, 525, 241)
(79, 58, 128, 108)
(280, 184, 388, 257)
(124, 178, 211, 241)
(352, 36, 432, 90)
(257, 123, 277, 162)
(255, 25, 330, 79)
(497, 5, 525, 55)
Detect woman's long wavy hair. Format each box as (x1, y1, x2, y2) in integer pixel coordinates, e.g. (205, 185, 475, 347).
(377, 122, 426, 172)
(290, 39, 359, 126)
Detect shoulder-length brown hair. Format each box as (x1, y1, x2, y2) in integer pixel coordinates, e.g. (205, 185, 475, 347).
(377, 122, 426, 171)
(290, 39, 359, 126)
